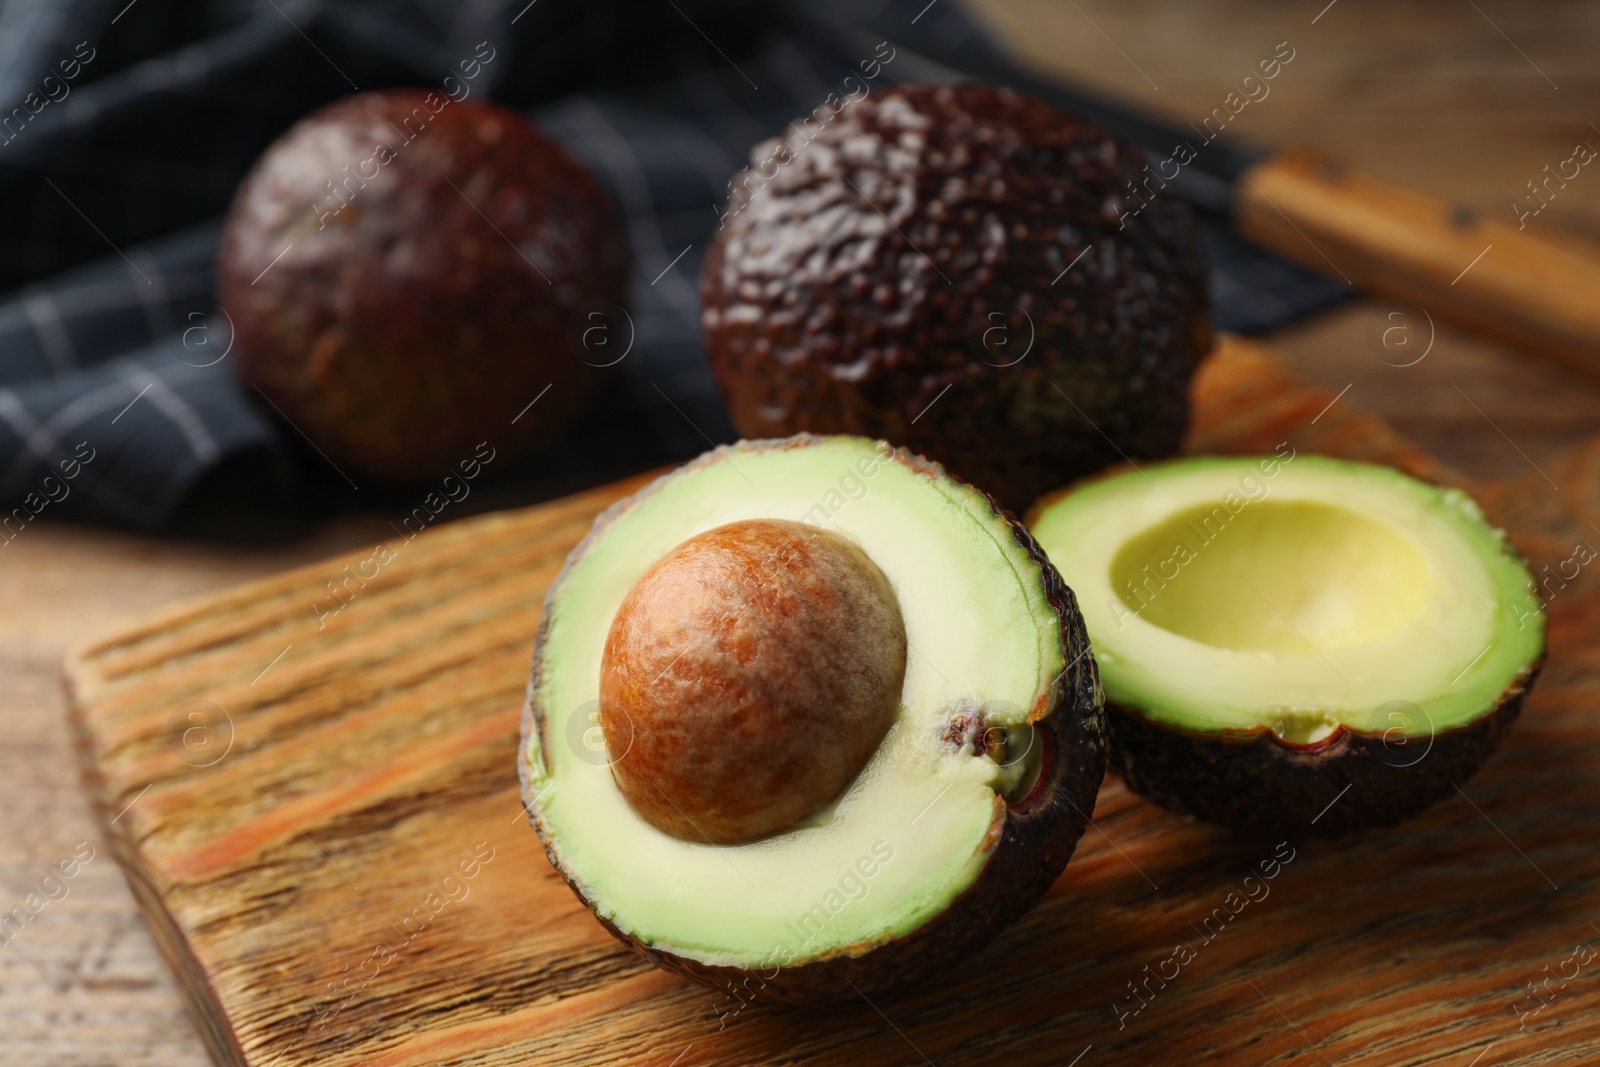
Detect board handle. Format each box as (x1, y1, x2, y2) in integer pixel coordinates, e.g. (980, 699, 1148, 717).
(1235, 147, 1600, 377)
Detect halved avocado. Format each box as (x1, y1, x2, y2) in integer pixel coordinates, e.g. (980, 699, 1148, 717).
(1028, 453, 1545, 838)
(520, 435, 1105, 1000)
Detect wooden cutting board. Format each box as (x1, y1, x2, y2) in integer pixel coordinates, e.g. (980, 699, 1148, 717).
(65, 336, 1600, 1067)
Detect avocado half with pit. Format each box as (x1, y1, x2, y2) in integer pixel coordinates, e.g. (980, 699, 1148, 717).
(1028, 453, 1545, 839)
(520, 435, 1105, 1000)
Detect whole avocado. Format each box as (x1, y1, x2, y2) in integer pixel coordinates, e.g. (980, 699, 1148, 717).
(218, 90, 626, 484)
(700, 83, 1210, 511)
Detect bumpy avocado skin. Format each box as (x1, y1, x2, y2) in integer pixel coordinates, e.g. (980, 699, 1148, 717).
(518, 436, 1107, 1001)
(700, 84, 1210, 512)
(1109, 659, 1542, 839)
(218, 90, 626, 483)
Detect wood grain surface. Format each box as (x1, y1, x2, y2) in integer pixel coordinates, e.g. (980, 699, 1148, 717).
(9, 4, 1600, 1064)
(56, 337, 1600, 1066)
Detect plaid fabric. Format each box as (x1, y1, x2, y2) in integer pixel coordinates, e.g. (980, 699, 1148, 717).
(0, 0, 1346, 527)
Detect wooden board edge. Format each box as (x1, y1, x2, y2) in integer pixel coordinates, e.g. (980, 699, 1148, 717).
(63, 671, 250, 1067)
(57, 468, 665, 1066)
(58, 333, 1343, 685)
(59, 471, 662, 686)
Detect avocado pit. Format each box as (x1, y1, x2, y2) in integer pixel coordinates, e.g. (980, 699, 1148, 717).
(599, 518, 907, 844)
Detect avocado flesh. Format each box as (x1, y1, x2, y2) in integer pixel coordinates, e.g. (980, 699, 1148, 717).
(527, 436, 1065, 970)
(1030, 455, 1544, 745)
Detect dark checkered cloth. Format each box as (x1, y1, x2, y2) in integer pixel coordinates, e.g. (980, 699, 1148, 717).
(0, 0, 1346, 528)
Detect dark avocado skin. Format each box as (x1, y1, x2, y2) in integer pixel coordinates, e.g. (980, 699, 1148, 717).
(1108, 659, 1543, 839)
(218, 90, 626, 484)
(518, 436, 1107, 1002)
(700, 84, 1210, 513)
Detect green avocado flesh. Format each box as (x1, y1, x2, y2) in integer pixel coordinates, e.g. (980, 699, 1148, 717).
(527, 437, 1063, 969)
(1029, 454, 1544, 743)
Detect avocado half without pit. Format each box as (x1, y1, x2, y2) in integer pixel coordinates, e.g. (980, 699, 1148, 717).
(1028, 454, 1546, 839)
(521, 435, 1106, 999)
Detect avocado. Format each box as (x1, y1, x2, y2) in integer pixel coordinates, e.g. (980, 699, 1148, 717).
(218, 90, 626, 484)
(699, 83, 1210, 513)
(520, 435, 1106, 999)
(1028, 454, 1545, 838)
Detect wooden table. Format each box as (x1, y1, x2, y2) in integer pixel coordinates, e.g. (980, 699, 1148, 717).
(4, 3, 1599, 1062)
